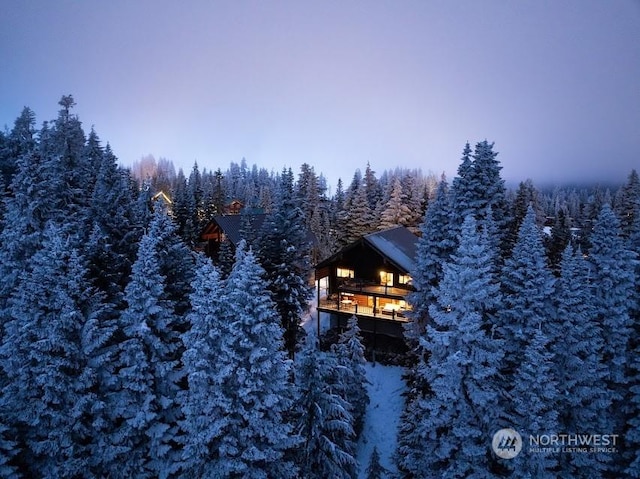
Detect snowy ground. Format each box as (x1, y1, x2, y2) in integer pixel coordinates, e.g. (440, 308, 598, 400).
(356, 362, 406, 478)
(302, 295, 407, 477)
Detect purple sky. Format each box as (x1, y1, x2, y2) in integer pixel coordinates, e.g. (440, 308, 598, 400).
(1, 1, 639, 189)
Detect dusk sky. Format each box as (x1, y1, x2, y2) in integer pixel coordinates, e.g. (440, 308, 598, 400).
(1, 1, 639, 189)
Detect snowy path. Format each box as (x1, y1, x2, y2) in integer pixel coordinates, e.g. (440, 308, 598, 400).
(356, 362, 406, 478)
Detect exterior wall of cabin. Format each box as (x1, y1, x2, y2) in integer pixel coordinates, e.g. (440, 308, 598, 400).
(326, 311, 406, 338)
(315, 238, 414, 339)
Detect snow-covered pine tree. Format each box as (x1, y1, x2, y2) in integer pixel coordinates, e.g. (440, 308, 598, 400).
(43, 96, 94, 239)
(334, 177, 346, 212)
(363, 162, 383, 212)
(295, 162, 322, 229)
(199, 169, 219, 220)
(0, 107, 36, 199)
(295, 164, 334, 260)
(102, 312, 156, 477)
(141, 221, 188, 477)
(0, 129, 6, 187)
(554, 245, 612, 476)
(0, 225, 98, 478)
(181, 254, 227, 477)
(400, 172, 427, 231)
(495, 206, 559, 476)
(629, 370, 640, 478)
(546, 208, 572, 273)
(396, 215, 503, 478)
(147, 204, 196, 318)
(338, 171, 378, 247)
(216, 238, 235, 278)
(135, 177, 155, 230)
(295, 336, 357, 479)
(497, 205, 556, 382)
(450, 142, 475, 234)
(102, 227, 178, 477)
(169, 168, 195, 244)
(469, 140, 509, 238)
(188, 162, 205, 238)
(450, 141, 509, 254)
(580, 187, 612, 253)
(366, 446, 387, 479)
(203, 243, 298, 478)
(394, 395, 424, 477)
(626, 208, 640, 477)
(241, 173, 259, 212)
(0, 421, 19, 479)
(614, 169, 640, 238)
(259, 182, 275, 213)
(507, 328, 559, 477)
(310, 200, 337, 261)
(335, 172, 359, 248)
(238, 209, 262, 251)
(331, 315, 370, 437)
(257, 168, 313, 357)
(505, 179, 543, 256)
(378, 176, 413, 231)
(0, 149, 52, 304)
(590, 204, 635, 372)
(83, 128, 106, 197)
(406, 173, 455, 343)
(209, 167, 226, 214)
(587, 203, 634, 474)
(151, 157, 177, 197)
(86, 142, 141, 306)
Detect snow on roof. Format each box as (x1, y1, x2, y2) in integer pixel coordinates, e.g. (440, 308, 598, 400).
(363, 227, 418, 273)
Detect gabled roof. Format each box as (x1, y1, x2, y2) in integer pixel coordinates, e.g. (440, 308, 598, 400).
(201, 213, 317, 248)
(210, 214, 267, 246)
(364, 227, 418, 273)
(316, 226, 418, 273)
(152, 191, 173, 205)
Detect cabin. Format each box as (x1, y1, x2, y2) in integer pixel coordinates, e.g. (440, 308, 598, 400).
(199, 212, 318, 262)
(315, 226, 418, 339)
(225, 199, 244, 215)
(199, 214, 266, 259)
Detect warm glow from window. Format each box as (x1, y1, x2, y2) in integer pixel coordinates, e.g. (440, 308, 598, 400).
(337, 267, 354, 278)
(380, 271, 394, 286)
(399, 274, 412, 285)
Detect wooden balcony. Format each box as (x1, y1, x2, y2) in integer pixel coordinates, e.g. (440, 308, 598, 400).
(318, 298, 409, 323)
(337, 278, 411, 299)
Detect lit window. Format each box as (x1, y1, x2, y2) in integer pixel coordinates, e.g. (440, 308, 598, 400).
(399, 274, 412, 285)
(337, 267, 354, 278)
(380, 271, 394, 286)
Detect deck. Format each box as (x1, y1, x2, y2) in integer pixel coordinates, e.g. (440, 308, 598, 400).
(338, 279, 411, 299)
(318, 298, 409, 322)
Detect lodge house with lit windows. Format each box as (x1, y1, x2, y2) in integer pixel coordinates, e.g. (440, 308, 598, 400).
(315, 226, 418, 339)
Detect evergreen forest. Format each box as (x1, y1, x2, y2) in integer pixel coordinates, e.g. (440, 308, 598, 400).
(0, 97, 638, 478)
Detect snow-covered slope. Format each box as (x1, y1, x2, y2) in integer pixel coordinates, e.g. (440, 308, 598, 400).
(356, 362, 406, 477)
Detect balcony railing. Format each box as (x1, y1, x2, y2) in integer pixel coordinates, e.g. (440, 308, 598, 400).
(318, 298, 409, 322)
(337, 278, 412, 298)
